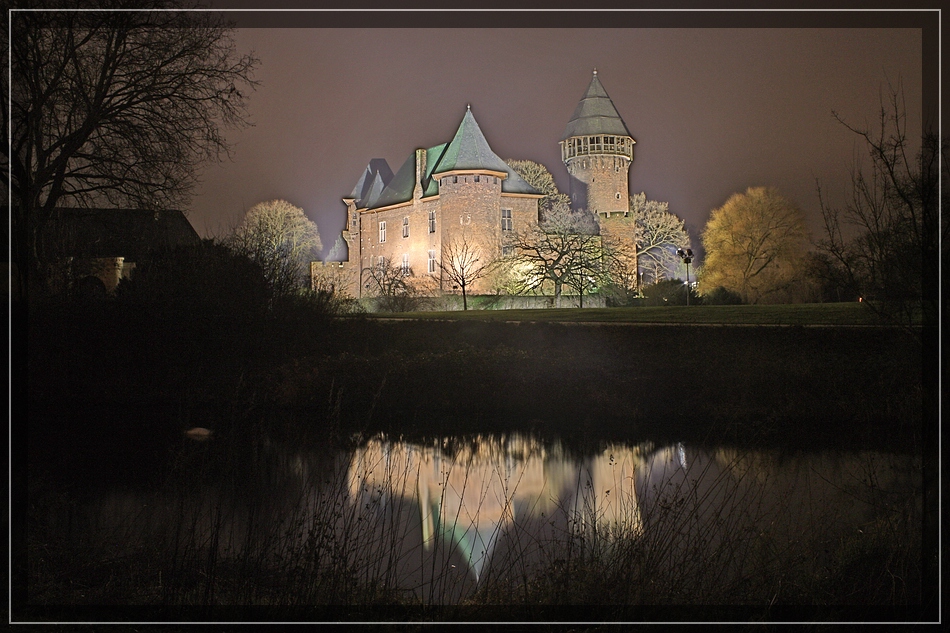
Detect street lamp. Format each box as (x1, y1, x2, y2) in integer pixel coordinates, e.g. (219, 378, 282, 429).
(676, 248, 694, 306)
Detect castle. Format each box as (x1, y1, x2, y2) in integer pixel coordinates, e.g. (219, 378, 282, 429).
(319, 70, 637, 304)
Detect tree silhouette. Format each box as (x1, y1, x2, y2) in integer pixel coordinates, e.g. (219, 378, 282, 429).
(437, 235, 497, 310)
(510, 203, 603, 308)
(5, 1, 258, 297)
(817, 83, 942, 332)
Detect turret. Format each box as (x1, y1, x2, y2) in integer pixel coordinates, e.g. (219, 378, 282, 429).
(560, 69, 635, 218)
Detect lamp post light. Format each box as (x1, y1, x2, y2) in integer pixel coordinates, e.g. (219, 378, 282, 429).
(676, 248, 694, 306)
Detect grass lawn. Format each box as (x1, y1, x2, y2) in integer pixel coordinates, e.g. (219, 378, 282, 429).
(366, 302, 902, 326)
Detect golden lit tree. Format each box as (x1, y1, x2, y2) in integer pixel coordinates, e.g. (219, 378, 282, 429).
(699, 187, 810, 304)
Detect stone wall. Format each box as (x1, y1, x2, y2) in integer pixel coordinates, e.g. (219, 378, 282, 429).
(342, 153, 541, 302)
(599, 213, 639, 286)
(566, 154, 631, 216)
(359, 197, 442, 286)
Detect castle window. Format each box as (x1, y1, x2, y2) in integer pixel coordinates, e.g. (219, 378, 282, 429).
(402, 253, 410, 275)
(379, 221, 386, 243)
(428, 249, 436, 274)
(351, 212, 357, 226)
(502, 245, 514, 258)
(453, 176, 458, 184)
(616, 193, 622, 199)
(501, 209, 512, 232)
(402, 216, 410, 238)
(428, 210, 436, 233)
(474, 175, 480, 182)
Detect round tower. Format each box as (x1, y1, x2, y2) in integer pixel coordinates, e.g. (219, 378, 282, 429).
(560, 70, 635, 218)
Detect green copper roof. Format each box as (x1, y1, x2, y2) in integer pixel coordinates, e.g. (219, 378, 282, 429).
(367, 108, 541, 208)
(349, 158, 394, 207)
(373, 143, 447, 208)
(561, 71, 633, 140)
(432, 107, 540, 195)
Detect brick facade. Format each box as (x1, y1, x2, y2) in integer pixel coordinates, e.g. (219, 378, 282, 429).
(329, 71, 639, 304)
(335, 108, 544, 299)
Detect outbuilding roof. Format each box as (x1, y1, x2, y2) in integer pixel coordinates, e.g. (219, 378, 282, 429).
(46, 207, 200, 261)
(561, 70, 633, 140)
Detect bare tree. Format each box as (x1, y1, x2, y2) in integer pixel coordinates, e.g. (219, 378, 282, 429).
(629, 192, 691, 285)
(5, 1, 258, 297)
(510, 203, 603, 307)
(437, 235, 497, 310)
(228, 200, 322, 298)
(817, 83, 942, 331)
(699, 187, 810, 304)
(362, 257, 423, 312)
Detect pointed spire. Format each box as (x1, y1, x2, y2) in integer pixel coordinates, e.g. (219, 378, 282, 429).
(429, 107, 540, 195)
(433, 106, 507, 173)
(561, 71, 632, 140)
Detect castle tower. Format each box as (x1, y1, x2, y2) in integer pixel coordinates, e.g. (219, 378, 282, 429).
(560, 70, 635, 218)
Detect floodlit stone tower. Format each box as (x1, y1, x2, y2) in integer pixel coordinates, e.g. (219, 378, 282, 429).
(560, 69, 635, 219)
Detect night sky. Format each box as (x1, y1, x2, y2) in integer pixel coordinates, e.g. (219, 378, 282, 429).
(190, 9, 931, 264)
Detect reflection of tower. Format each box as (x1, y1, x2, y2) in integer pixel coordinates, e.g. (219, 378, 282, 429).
(560, 70, 635, 218)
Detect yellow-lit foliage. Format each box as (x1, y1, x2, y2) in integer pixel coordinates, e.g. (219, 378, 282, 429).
(700, 187, 810, 304)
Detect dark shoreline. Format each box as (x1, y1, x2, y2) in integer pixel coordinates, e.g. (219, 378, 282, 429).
(24, 305, 928, 490)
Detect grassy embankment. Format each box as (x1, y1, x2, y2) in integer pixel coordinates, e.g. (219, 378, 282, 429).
(367, 301, 912, 326)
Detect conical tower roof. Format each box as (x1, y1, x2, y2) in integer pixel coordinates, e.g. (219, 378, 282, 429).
(365, 107, 542, 209)
(431, 106, 540, 195)
(561, 70, 633, 141)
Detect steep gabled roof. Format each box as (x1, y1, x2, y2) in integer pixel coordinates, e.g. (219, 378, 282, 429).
(561, 71, 633, 140)
(361, 108, 542, 209)
(46, 208, 200, 260)
(372, 143, 448, 209)
(361, 172, 388, 209)
(348, 159, 394, 207)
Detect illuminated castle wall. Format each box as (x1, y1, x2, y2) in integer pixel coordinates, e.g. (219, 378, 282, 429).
(328, 71, 638, 302)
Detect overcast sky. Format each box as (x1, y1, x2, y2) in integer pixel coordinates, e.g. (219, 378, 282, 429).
(189, 9, 933, 262)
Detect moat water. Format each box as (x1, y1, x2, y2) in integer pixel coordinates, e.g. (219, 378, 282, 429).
(71, 431, 921, 605)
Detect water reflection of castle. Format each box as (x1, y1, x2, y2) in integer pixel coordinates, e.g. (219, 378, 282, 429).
(347, 434, 662, 581)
